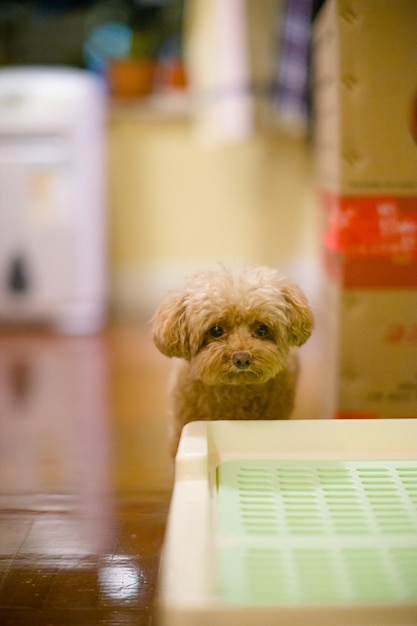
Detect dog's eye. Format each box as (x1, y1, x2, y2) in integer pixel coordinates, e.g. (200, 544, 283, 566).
(209, 325, 224, 338)
(254, 324, 270, 338)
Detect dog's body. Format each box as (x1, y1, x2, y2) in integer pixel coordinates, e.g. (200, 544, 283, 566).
(152, 266, 314, 452)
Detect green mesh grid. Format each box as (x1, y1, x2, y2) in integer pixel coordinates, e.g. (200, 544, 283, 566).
(216, 460, 417, 606)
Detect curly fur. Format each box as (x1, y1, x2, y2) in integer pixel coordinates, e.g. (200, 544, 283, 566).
(152, 266, 314, 452)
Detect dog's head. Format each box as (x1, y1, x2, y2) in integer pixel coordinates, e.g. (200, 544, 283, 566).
(152, 266, 314, 385)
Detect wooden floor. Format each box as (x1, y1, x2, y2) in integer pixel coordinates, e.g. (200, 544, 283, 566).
(0, 323, 174, 626)
(0, 320, 323, 626)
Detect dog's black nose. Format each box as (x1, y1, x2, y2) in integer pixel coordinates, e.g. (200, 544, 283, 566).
(232, 350, 252, 370)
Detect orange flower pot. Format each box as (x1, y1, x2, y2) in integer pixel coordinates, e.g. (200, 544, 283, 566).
(107, 58, 156, 98)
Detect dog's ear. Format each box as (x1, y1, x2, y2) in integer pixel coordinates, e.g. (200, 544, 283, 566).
(152, 292, 191, 359)
(281, 282, 314, 347)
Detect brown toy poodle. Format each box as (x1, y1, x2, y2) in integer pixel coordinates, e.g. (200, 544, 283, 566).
(152, 266, 314, 453)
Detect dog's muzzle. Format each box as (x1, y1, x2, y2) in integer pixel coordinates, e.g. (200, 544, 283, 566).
(231, 350, 252, 370)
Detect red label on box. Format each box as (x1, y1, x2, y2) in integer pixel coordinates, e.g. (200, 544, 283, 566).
(321, 192, 417, 259)
(324, 247, 417, 288)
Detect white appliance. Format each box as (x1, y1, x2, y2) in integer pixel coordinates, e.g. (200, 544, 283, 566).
(0, 67, 106, 334)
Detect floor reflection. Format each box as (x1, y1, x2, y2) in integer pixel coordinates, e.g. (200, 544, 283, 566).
(0, 502, 168, 622)
(0, 326, 172, 625)
(0, 333, 113, 554)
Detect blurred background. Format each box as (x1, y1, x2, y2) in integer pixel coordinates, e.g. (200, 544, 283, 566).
(0, 0, 323, 320)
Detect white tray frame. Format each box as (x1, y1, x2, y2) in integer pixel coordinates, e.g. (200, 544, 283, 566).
(158, 419, 417, 626)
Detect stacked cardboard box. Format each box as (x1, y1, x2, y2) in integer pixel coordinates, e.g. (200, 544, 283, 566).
(313, 0, 417, 418)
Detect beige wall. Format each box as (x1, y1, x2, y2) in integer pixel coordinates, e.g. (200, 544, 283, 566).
(107, 110, 320, 316)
